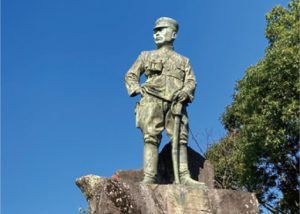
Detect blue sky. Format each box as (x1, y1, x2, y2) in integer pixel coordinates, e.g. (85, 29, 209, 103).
(2, 0, 288, 213)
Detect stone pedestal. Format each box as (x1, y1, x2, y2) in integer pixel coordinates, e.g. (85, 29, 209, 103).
(76, 175, 260, 214)
(76, 144, 259, 213)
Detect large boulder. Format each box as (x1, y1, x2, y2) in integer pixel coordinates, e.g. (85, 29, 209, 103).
(75, 143, 259, 213)
(76, 175, 260, 214)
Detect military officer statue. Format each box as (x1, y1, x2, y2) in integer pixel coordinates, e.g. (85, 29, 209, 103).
(125, 17, 205, 186)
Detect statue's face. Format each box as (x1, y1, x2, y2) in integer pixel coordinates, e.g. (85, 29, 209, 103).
(153, 27, 176, 47)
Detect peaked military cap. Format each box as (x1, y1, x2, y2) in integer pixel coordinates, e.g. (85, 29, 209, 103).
(154, 17, 179, 32)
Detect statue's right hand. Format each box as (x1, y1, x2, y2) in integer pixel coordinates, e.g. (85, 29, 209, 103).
(135, 87, 146, 96)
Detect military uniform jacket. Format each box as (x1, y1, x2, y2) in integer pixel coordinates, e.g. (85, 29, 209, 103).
(125, 48, 196, 102)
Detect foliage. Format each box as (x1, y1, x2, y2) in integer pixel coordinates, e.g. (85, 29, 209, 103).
(206, 1, 299, 213)
(206, 132, 243, 190)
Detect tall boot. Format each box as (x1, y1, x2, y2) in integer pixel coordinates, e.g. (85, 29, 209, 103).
(141, 142, 158, 184)
(179, 144, 207, 188)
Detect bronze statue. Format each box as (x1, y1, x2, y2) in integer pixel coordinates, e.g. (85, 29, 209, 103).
(125, 17, 206, 186)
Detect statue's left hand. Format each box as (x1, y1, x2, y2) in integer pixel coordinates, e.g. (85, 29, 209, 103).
(173, 91, 189, 103)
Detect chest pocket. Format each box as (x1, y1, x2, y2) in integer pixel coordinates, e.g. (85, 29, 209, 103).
(144, 58, 163, 76)
(164, 63, 185, 81)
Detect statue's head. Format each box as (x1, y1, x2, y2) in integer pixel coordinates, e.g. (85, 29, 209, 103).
(153, 17, 178, 47)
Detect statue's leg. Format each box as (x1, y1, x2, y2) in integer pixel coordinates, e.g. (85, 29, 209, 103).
(142, 140, 159, 184)
(166, 107, 207, 187)
(178, 144, 205, 187)
(137, 95, 164, 184)
(165, 105, 189, 145)
(178, 119, 207, 187)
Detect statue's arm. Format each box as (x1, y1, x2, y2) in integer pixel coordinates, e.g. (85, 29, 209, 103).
(181, 59, 197, 102)
(125, 52, 145, 97)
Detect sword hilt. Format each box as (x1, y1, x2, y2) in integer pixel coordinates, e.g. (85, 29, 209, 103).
(171, 102, 183, 116)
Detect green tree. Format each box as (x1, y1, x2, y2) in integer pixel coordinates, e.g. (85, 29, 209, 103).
(206, 1, 299, 213)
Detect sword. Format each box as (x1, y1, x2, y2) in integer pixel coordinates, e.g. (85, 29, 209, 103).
(171, 101, 183, 184)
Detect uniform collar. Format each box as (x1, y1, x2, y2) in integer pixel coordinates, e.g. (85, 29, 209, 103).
(158, 45, 174, 52)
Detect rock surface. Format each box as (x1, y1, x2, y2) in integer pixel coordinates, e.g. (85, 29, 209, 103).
(76, 144, 259, 213)
(76, 175, 260, 214)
